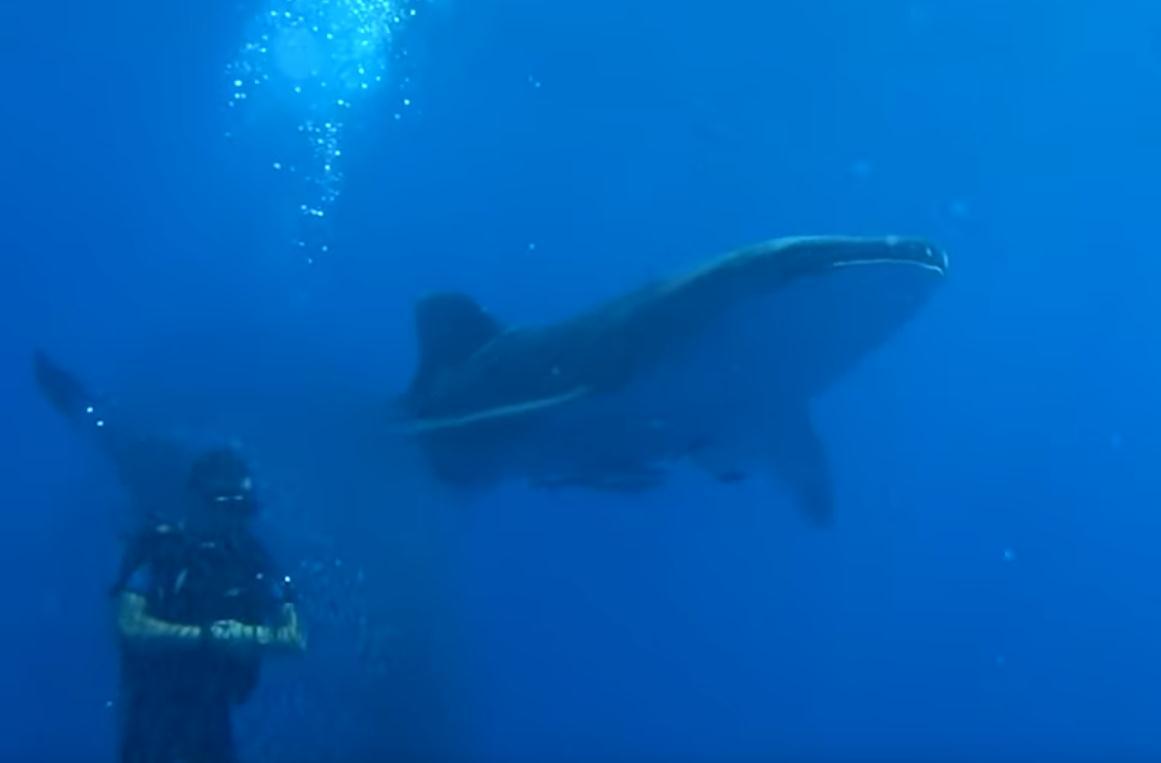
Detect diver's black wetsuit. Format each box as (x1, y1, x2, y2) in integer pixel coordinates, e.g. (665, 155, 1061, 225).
(113, 522, 290, 763)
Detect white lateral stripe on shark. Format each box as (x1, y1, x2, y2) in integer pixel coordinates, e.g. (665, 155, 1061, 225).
(404, 387, 592, 434)
(829, 257, 948, 273)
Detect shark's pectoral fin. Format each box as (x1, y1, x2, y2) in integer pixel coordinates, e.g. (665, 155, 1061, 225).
(768, 409, 833, 526)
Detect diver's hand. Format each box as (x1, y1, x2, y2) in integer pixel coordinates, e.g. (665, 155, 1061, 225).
(208, 611, 305, 655)
(208, 620, 261, 656)
(271, 604, 307, 653)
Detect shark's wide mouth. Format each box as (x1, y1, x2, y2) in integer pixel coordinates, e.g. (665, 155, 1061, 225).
(764, 235, 949, 279)
(830, 255, 948, 274)
(725, 234, 947, 396)
(824, 237, 949, 275)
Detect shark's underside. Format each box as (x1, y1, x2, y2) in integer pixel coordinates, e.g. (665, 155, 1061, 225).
(398, 235, 948, 523)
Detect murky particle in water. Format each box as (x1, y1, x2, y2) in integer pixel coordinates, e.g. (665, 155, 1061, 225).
(85, 406, 94, 414)
(528, 243, 536, 252)
(96, 420, 105, 428)
(403, 97, 411, 106)
(272, 162, 282, 170)
(1002, 548, 1015, 563)
(850, 159, 873, 180)
(233, 79, 244, 87)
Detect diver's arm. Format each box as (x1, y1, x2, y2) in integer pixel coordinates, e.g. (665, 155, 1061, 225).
(116, 592, 204, 650)
(210, 604, 306, 655)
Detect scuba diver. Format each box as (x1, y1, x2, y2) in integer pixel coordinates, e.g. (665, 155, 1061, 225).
(32, 353, 306, 762)
(113, 448, 305, 763)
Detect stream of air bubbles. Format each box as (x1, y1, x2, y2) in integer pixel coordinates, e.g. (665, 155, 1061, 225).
(226, 0, 424, 261)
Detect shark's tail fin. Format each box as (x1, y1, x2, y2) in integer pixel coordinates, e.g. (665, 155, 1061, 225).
(33, 350, 197, 522)
(33, 350, 98, 424)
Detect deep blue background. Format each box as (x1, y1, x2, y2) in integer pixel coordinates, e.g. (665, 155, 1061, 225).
(3, 1, 1160, 760)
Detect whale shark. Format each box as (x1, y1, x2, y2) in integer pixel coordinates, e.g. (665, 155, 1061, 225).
(398, 235, 948, 524)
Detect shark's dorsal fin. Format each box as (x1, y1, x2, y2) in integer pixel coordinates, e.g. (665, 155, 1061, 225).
(408, 292, 504, 398)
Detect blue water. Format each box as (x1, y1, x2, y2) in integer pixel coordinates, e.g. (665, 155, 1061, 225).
(3, 1, 1160, 760)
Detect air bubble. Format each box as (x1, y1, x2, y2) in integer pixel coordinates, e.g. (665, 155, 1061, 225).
(227, 0, 414, 257)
